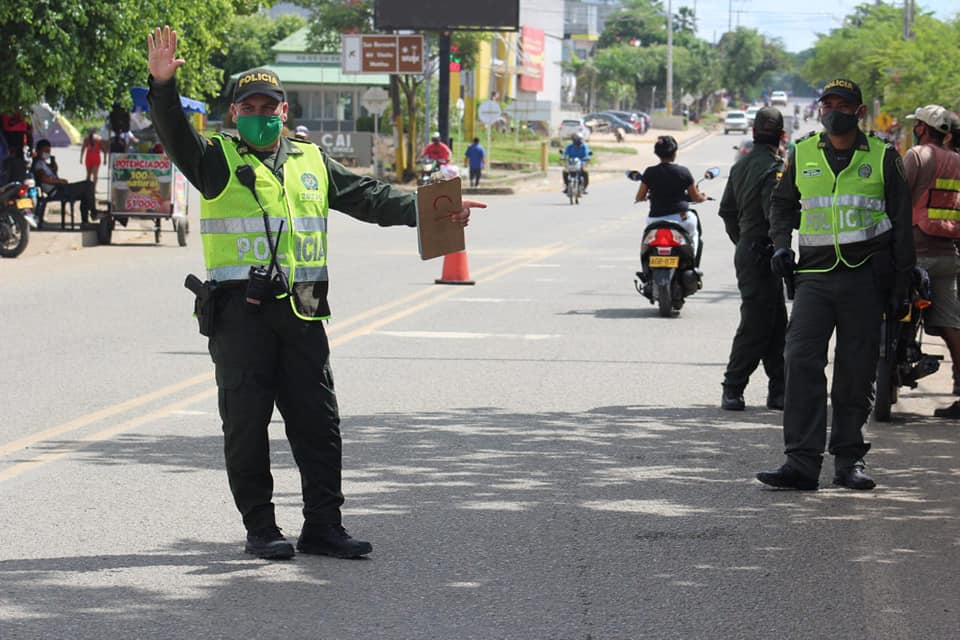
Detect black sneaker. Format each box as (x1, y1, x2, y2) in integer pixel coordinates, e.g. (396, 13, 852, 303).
(245, 525, 295, 560)
(297, 523, 373, 558)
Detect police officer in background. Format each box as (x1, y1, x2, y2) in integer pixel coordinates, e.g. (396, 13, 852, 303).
(147, 26, 483, 560)
(757, 79, 914, 491)
(717, 107, 786, 411)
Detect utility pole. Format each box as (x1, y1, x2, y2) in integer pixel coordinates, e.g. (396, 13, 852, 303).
(903, 0, 915, 40)
(667, 0, 674, 116)
(438, 32, 451, 145)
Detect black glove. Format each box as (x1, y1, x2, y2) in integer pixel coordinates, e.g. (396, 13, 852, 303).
(770, 248, 796, 278)
(890, 271, 912, 320)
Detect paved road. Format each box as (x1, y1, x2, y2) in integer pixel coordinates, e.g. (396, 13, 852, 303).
(1, 132, 957, 639)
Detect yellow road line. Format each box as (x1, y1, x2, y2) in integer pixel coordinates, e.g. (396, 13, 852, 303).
(0, 387, 217, 482)
(0, 241, 575, 480)
(0, 372, 213, 457)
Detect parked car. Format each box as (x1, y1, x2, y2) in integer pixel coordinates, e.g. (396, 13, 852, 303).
(583, 112, 635, 134)
(732, 137, 754, 163)
(558, 118, 591, 141)
(602, 110, 646, 133)
(770, 91, 788, 107)
(723, 110, 749, 135)
(745, 106, 761, 125)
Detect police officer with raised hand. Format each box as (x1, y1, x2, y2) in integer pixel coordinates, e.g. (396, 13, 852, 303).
(147, 26, 483, 560)
(757, 79, 914, 492)
(717, 107, 786, 412)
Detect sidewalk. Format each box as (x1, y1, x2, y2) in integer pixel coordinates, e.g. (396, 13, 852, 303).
(21, 144, 157, 258)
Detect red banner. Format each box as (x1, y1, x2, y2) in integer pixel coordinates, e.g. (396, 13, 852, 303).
(519, 26, 545, 93)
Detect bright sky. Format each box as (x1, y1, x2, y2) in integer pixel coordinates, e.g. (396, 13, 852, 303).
(689, 0, 959, 53)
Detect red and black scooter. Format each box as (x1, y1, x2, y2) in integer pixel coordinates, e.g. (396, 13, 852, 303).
(628, 167, 719, 317)
(0, 179, 35, 258)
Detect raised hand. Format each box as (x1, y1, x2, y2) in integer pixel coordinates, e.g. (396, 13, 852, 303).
(147, 25, 186, 84)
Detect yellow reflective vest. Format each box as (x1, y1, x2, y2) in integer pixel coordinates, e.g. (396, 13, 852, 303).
(201, 135, 330, 320)
(794, 134, 891, 272)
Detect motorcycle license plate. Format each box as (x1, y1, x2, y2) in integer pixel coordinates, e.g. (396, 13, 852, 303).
(649, 255, 679, 268)
(16, 198, 32, 210)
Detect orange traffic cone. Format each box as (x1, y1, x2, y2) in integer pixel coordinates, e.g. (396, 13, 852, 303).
(435, 251, 475, 285)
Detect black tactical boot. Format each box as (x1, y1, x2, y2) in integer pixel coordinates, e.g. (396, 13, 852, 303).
(245, 525, 295, 560)
(297, 523, 373, 558)
(721, 386, 745, 411)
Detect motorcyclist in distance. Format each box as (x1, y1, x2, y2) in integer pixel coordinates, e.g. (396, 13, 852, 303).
(562, 133, 591, 194)
(634, 135, 707, 265)
(422, 132, 452, 164)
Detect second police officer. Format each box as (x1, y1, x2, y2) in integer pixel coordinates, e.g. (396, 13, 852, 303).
(717, 107, 787, 412)
(757, 79, 914, 492)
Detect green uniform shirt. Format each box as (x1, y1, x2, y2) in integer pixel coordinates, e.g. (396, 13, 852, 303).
(146, 77, 416, 228)
(718, 143, 783, 244)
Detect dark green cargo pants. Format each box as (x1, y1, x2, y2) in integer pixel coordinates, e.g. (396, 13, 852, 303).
(722, 238, 787, 395)
(209, 287, 343, 532)
(782, 267, 885, 477)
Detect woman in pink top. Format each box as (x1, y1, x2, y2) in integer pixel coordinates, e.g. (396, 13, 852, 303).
(80, 129, 105, 185)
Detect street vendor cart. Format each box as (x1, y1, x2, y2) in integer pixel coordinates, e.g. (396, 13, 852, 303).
(97, 87, 205, 246)
(98, 152, 190, 246)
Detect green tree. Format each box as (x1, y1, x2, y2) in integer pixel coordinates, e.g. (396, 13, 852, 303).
(598, 0, 667, 49)
(717, 27, 783, 103)
(802, 2, 903, 106)
(214, 13, 306, 81)
(0, 0, 255, 114)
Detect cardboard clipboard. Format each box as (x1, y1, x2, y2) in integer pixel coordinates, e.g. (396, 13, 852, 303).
(416, 177, 465, 260)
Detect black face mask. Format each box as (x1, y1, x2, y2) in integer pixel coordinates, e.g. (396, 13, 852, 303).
(821, 110, 860, 135)
(912, 126, 924, 146)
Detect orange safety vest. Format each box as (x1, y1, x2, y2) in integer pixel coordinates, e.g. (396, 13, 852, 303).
(912, 144, 960, 238)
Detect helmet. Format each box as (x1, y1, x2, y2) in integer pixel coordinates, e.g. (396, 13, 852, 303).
(653, 135, 678, 158)
(431, 132, 441, 142)
(572, 133, 583, 143)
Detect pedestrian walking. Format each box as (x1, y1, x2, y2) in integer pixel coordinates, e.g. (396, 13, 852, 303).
(80, 128, 105, 186)
(902, 105, 960, 417)
(148, 26, 484, 560)
(464, 137, 485, 187)
(717, 107, 786, 411)
(757, 78, 914, 491)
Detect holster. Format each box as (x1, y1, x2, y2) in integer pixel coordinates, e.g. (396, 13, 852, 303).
(184, 274, 218, 337)
(749, 238, 775, 265)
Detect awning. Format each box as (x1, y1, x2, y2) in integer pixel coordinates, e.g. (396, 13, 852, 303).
(229, 64, 390, 88)
(129, 87, 207, 114)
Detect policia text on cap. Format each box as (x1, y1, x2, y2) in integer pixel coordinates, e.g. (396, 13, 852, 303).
(147, 25, 485, 560)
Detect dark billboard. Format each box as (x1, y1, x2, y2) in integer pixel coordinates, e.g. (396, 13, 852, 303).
(374, 0, 519, 31)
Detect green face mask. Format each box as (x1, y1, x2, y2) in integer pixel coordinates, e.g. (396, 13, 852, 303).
(236, 114, 283, 147)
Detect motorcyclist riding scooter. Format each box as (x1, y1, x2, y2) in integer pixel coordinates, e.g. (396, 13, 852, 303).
(631, 135, 717, 316)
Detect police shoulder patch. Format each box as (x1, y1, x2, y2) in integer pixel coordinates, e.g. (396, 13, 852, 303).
(301, 172, 319, 190)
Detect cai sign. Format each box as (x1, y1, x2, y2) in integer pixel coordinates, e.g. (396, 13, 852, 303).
(519, 26, 545, 93)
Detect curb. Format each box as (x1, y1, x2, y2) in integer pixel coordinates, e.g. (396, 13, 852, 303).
(464, 187, 515, 195)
